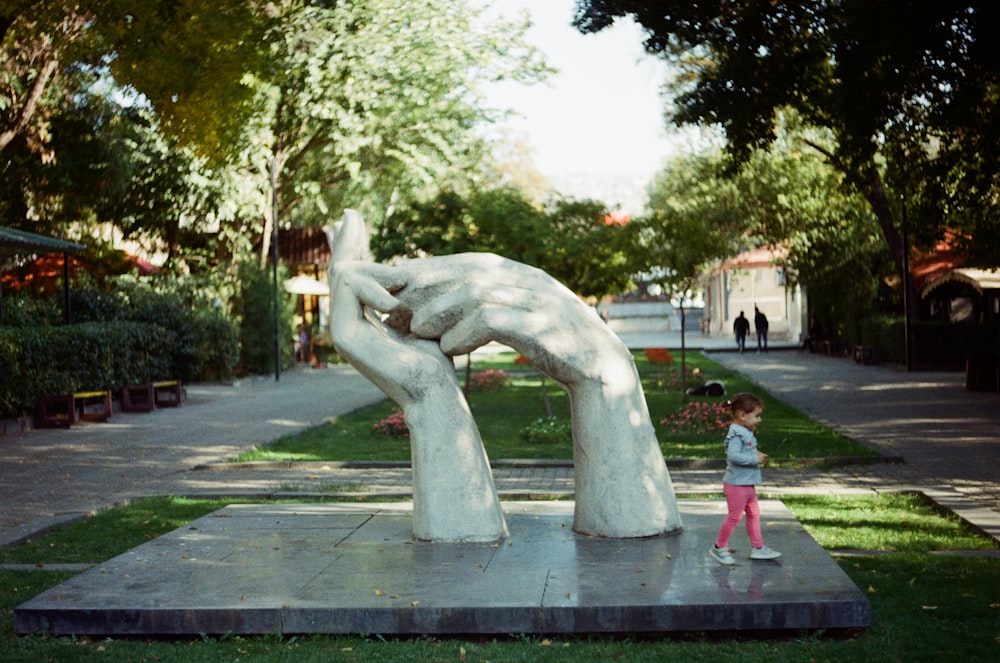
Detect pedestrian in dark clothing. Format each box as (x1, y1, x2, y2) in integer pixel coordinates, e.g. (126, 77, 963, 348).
(754, 306, 769, 353)
(733, 311, 750, 353)
(802, 316, 824, 352)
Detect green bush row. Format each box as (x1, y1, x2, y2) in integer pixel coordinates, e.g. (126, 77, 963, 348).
(0, 317, 239, 418)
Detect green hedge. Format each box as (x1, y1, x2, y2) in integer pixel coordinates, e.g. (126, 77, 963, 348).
(858, 317, 1000, 369)
(0, 317, 239, 418)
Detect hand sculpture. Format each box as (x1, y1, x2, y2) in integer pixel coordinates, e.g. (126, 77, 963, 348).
(328, 211, 507, 542)
(329, 210, 681, 538)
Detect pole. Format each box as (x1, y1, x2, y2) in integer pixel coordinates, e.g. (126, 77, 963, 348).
(272, 224, 280, 382)
(63, 250, 72, 324)
(271, 157, 281, 382)
(902, 203, 912, 372)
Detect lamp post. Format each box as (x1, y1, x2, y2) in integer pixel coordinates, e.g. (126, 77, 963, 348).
(902, 203, 912, 372)
(270, 159, 281, 383)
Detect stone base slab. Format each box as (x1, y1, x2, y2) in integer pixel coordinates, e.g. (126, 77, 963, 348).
(14, 500, 869, 635)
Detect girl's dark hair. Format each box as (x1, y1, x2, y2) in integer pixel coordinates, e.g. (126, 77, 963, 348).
(726, 392, 763, 415)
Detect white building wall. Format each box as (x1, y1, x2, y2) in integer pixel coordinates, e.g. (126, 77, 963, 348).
(706, 265, 807, 342)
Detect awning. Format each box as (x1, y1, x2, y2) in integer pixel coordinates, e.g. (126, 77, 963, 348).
(0, 226, 85, 326)
(0, 226, 85, 253)
(921, 267, 1000, 298)
(284, 275, 330, 296)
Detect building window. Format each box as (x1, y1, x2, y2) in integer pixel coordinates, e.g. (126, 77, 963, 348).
(776, 267, 786, 286)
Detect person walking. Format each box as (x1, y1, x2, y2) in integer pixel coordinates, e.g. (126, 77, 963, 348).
(709, 392, 783, 565)
(801, 316, 824, 352)
(733, 311, 750, 353)
(754, 306, 769, 353)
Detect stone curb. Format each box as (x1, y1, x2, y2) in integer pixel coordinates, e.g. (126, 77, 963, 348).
(193, 455, 905, 472)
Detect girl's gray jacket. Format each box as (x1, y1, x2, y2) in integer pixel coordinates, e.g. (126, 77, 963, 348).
(722, 423, 762, 486)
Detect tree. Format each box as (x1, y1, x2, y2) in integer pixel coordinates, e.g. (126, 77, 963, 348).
(733, 122, 893, 343)
(543, 198, 636, 299)
(230, 0, 550, 266)
(3, 1, 550, 269)
(0, 1, 88, 155)
(574, 1, 1000, 310)
(643, 124, 892, 348)
(374, 187, 638, 300)
(636, 152, 738, 393)
(1, 0, 273, 264)
(1, 0, 271, 159)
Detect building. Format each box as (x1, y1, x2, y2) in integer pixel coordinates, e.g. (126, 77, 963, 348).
(910, 236, 1000, 322)
(703, 246, 807, 343)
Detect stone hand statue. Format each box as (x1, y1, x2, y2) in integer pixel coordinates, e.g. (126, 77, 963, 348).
(328, 211, 507, 542)
(329, 210, 681, 539)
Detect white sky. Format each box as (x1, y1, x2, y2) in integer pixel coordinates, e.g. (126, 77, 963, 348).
(482, 0, 678, 180)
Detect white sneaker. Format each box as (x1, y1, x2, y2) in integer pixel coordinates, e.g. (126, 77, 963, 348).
(709, 546, 735, 565)
(750, 546, 782, 560)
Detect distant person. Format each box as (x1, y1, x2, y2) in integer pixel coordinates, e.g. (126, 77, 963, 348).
(802, 316, 823, 352)
(733, 311, 750, 353)
(753, 306, 769, 353)
(297, 324, 310, 363)
(709, 392, 782, 565)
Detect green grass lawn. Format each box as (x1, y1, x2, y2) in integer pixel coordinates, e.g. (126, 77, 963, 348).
(2, 494, 997, 662)
(234, 350, 874, 463)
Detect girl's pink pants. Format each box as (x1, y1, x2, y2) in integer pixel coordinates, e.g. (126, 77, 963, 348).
(714, 482, 763, 549)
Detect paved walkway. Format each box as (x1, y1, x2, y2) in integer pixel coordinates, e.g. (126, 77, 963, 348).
(1, 331, 998, 547)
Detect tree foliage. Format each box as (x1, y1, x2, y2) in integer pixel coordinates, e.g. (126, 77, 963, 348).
(374, 188, 636, 299)
(1, 0, 271, 158)
(574, 0, 1000, 283)
(196, 0, 551, 266)
(644, 121, 892, 344)
(635, 150, 739, 389)
(2, 1, 550, 270)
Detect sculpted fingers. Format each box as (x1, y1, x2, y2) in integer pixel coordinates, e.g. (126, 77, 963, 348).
(344, 261, 409, 293)
(331, 209, 372, 265)
(409, 279, 553, 338)
(335, 270, 403, 315)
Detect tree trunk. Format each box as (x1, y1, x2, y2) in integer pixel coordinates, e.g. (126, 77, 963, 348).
(864, 169, 921, 318)
(679, 299, 687, 398)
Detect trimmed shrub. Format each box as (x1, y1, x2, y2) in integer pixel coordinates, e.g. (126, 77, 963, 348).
(235, 262, 295, 376)
(519, 417, 572, 445)
(0, 322, 177, 417)
(466, 369, 510, 393)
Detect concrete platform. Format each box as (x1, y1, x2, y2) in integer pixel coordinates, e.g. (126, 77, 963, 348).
(14, 500, 869, 635)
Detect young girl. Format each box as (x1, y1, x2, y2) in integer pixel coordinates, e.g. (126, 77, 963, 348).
(709, 392, 782, 564)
